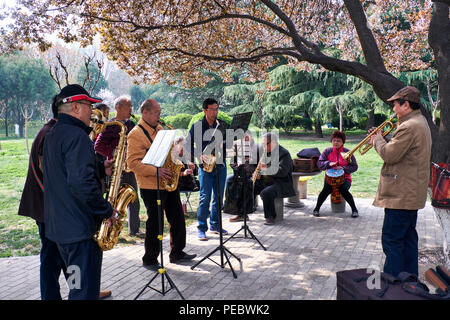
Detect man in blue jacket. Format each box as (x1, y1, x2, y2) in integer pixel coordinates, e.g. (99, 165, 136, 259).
(43, 84, 117, 300)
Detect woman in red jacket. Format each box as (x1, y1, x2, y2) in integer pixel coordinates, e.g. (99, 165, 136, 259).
(313, 130, 359, 218)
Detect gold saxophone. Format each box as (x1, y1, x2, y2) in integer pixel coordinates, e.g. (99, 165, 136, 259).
(252, 154, 266, 186)
(202, 119, 220, 173)
(94, 121, 138, 251)
(89, 109, 106, 141)
(157, 120, 184, 192)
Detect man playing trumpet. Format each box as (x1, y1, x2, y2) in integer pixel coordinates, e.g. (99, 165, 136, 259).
(369, 86, 432, 277)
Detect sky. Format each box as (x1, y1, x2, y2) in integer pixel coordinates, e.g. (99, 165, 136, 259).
(0, 0, 18, 27)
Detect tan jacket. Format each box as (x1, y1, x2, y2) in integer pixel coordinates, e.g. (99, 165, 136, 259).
(126, 119, 163, 190)
(372, 110, 432, 210)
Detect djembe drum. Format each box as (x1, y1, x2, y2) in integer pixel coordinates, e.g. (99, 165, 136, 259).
(325, 168, 345, 204)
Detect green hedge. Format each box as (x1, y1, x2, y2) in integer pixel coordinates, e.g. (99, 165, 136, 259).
(187, 111, 232, 130)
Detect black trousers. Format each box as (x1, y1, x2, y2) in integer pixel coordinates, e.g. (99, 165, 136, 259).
(37, 222, 68, 300)
(56, 239, 103, 300)
(140, 188, 186, 264)
(314, 180, 358, 212)
(259, 184, 280, 219)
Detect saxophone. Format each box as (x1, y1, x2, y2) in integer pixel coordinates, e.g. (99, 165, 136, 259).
(94, 121, 138, 251)
(202, 120, 220, 173)
(252, 154, 267, 186)
(157, 120, 184, 192)
(89, 109, 106, 141)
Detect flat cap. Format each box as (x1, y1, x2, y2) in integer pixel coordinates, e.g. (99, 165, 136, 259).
(387, 86, 421, 104)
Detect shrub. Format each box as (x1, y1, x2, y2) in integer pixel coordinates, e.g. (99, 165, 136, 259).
(162, 113, 193, 129)
(187, 111, 232, 130)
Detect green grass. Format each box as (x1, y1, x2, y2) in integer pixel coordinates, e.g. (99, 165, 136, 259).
(0, 129, 382, 257)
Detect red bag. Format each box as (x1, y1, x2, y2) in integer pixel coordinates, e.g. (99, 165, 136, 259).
(431, 163, 450, 209)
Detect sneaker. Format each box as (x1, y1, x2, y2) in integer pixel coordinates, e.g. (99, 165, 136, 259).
(197, 230, 208, 241)
(264, 217, 275, 225)
(351, 211, 359, 218)
(210, 226, 228, 235)
(313, 210, 320, 217)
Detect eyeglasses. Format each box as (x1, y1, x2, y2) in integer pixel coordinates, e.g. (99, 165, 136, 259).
(77, 101, 94, 109)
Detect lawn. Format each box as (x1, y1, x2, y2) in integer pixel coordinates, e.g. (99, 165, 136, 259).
(0, 127, 383, 257)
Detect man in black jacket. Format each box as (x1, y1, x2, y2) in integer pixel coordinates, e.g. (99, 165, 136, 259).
(43, 84, 117, 300)
(254, 132, 295, 225)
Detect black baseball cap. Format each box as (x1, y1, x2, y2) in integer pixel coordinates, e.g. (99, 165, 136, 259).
(58, 84, 102, 104)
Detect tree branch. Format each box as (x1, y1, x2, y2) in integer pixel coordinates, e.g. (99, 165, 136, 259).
(161, 46, 303, 64)
(343, 0, 388, 74)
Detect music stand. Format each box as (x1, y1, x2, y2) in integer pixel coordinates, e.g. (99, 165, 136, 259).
(134, 130, 184, 300)
(190, 118, 242, 278)
(222, 112, 266, 250)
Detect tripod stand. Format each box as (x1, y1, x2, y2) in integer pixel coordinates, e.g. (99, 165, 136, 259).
(134, 168, 184, 300)
(134, 130, 184, 300)
(190, 164, 241, 278)
(223, 138, 266, 250)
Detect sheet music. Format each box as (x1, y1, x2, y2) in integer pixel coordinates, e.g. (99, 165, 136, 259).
(142, 130, 176, 168)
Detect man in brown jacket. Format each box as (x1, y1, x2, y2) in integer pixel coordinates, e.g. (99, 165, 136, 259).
(127, 99, 196, 270)
(369, 86, 432, 277)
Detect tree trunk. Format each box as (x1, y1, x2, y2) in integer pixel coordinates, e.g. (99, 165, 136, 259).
(24, 117, 29, 154)
(429, 2, 450, 163)
(314, 118, 323, 138)
(18, 119, 24, 138)
(4, 111, 8, 137)
(365, 109, 375, 130)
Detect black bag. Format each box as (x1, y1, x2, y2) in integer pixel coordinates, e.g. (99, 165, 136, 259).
(297, 147, 321, 159)
(336, 268, 450, 300)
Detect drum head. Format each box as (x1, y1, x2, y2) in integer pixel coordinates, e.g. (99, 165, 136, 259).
(326, 168, 344, 177)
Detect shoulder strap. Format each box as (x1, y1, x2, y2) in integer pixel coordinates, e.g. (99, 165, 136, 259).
(30, 156, 44, 192)
(138, 124, 153, 144)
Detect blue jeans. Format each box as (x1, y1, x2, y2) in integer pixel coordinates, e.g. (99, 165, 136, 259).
(37, 222, 68, 300)
(197, 165, 227, 232)
(382, 208, 419, 277)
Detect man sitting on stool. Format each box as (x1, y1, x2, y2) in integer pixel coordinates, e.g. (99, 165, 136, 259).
(254, 133, 295, 225)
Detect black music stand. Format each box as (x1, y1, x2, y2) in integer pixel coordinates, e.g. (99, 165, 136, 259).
(222, 112, 266, 250)
(134, 130, 184, 300)
(190, 118, 242, 278)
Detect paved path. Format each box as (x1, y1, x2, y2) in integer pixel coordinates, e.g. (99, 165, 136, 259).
(0, 198, 443, 300)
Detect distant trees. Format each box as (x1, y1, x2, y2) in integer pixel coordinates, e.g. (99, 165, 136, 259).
(0, 53, 56, 138)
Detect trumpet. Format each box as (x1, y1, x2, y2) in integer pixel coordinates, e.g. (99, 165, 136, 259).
(341, 115, 396, 163)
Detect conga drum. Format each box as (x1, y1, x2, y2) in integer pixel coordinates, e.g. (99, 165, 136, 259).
(325, 168, 345, 204)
